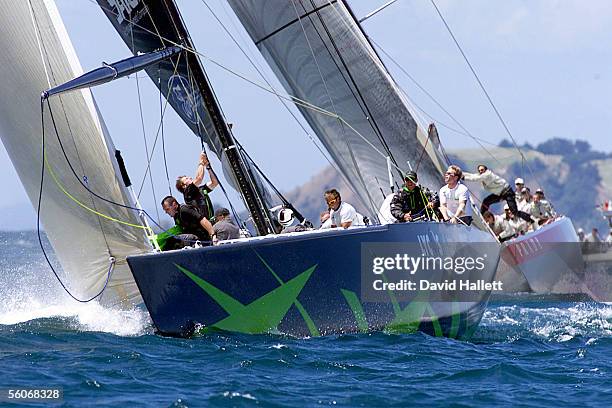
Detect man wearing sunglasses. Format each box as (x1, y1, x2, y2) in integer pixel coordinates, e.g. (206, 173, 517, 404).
(323, 189, 365, 229)
(439, 165, 473, 225)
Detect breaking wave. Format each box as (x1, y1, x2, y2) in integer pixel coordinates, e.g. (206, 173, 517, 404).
(0, 232, 152, 336)
(474, 302, 612, 343)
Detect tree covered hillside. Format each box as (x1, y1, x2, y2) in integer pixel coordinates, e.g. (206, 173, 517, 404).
(285, 138, 611, 232)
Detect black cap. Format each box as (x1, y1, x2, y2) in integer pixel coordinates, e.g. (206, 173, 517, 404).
(214, 207, 230, 217)
(404, 171, 418, 182)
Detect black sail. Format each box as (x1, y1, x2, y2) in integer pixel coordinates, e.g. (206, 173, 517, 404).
(97, 0, 275, 234)
(229, 0, 448, 218)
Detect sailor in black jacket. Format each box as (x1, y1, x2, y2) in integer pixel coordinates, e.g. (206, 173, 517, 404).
(390, 171, 438, 222)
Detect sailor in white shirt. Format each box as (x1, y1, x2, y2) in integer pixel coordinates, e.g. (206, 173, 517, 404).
(439, 165, 473, 225)
(528, 189, 556, 226)
(483, 210, 505, 237)
(517, 187, 533, 213)
(463, 165, 533, 224)
(505, 206, 529, 236)
(483, 206, 528, 242)
(324, 189, 365, 229)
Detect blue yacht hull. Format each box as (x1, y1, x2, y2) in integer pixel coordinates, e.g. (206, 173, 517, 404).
(127, 222, 500, 339)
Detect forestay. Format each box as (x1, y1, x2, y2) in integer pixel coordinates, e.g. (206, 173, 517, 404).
(229, 0, 448, 218)
(0, 0, 150, 306)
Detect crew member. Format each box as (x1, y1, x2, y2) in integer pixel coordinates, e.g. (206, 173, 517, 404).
(161, 196, 215, 249)
(213, 207, 240, 241)
(463, 165, 533, 223)
(439, 165, 473, 225)
(390, 171, 436, 222)
(528, 188, 556, 225)
(324, 189, 365, 229)
(176, 151, 218, 222)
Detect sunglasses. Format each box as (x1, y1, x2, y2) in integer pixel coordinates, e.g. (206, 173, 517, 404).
(445, 172, 456, 176)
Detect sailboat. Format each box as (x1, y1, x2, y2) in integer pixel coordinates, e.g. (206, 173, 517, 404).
(0, 0, 501, 338)
(0, 0, 150, 307)
(496, 217, 587, 296)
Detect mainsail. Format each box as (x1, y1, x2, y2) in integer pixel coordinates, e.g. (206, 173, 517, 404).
(229, 0, 449, 218)
(0, 0, 150, 305)
(97, 0, 276, 235)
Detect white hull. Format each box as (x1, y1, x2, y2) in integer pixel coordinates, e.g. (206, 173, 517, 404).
(495, 217, 590, 296)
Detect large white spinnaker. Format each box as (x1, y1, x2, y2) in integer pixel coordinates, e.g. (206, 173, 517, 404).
(0, 0, 150, 306)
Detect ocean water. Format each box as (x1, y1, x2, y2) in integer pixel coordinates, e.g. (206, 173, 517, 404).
(0, 231, 611, 407)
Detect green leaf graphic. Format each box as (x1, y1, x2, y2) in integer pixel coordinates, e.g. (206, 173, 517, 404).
(175, 263, 315, 334)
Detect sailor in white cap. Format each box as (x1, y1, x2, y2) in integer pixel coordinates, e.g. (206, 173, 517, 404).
(514, 177, 525, 190)
(514, 178, 525, 209)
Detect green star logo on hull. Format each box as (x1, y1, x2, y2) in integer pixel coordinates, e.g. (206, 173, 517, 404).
(175, 263, 316, 335)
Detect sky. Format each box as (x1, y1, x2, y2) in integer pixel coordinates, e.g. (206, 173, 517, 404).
(1, 0, 611, 229)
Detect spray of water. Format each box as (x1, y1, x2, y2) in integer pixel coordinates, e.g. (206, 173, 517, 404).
(478, 302, 612, 342)
(0, 233, 152, 336)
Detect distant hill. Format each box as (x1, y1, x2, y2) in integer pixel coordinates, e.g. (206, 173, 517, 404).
(285, 138, 612, 231)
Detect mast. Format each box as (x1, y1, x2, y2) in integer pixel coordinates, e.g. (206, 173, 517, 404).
(158, 0, 273, 235)
(97, 0, 274, 235)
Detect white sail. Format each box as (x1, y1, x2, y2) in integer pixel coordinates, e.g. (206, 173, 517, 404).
(0, 0, 150, 306)
(229, 0, 449, 217)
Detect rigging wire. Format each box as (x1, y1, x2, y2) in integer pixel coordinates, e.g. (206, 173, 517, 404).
(42, 98, 212, 246)
(158, 67, 172, 196)
(44, 99, 149, 229)
(203, 0, 342, 176)
(182, 61, 250, 230)
(38, 99, 116, 302)
(206, 0, 364, 217)
(29, 0, 114, 255)
(89, 0, 435, 204)
(135, 51, 183, 198)
(366, 36, 503, 164)
(220, 0, 362, 210)
(129, 23, 164, 218)
(290, 0, 382, 215)
(91, 0, 408, 173)
(429, 0, 542, 187)
(134, 70, 161, 222)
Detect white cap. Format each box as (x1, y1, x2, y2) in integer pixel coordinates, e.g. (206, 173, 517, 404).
(515, 177, 524, 185)
(278, 208, 294, 227)
(577, 228, 584, 233)
(503, 203, 510, 210)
